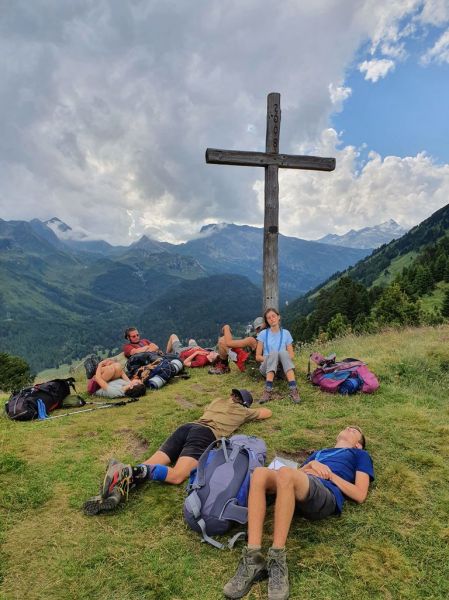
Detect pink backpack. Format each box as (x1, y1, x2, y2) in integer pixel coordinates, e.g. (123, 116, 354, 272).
(308, 353, 379, 394)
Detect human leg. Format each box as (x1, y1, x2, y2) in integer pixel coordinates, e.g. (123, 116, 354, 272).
(278, 351, 301, 404)
(166, 333, 179, 353)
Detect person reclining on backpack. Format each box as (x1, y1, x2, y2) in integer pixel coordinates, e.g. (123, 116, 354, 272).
(166, 333, 219, 368)
(223, 425, 374, 600)
(256, 307, 301, 404)
(83, 388, 272, 515)
(209, 317, 266, 375)
(123, 327, 159, 358)
(93, 359, 146, 399)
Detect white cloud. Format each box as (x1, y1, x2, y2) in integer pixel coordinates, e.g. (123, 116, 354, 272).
(358, 58, 396, 81)
(255, 128, 449, 240)
(0, 0, 448, 244)
(328, 83, 352, 107)
(418, 0, 449, 26)
(421, 28, 449, 64)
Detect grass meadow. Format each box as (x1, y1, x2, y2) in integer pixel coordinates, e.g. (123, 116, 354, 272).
(1, 325, 449, 599)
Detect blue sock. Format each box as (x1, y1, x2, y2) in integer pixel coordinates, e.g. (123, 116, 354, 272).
(149, 464, 169, 481)
(288, 380, 297, 388)
(265, 381, 273, 390)
(133, 464, 168, 482)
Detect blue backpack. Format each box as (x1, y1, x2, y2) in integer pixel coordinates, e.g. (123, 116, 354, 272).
(183, 435, 267, 549)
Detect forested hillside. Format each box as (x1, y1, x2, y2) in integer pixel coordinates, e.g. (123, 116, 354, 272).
(285, 203, 449, 343)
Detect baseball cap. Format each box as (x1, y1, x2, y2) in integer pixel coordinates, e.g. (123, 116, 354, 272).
(253, 317, 264, 331)
(231, 388, 253, 407)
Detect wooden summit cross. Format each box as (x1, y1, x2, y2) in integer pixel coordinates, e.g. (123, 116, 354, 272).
(205, 92, 335, 311)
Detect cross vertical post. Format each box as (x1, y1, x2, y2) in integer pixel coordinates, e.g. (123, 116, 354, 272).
(264, 92, 280, 310)
(205, 93, 335, 313)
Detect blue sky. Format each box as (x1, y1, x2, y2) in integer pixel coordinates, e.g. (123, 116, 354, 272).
(1, 1, 449, 244)
(333, 26, 449, 164)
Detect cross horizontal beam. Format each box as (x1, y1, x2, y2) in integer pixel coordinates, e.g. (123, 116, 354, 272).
(206, 148, 335, 171)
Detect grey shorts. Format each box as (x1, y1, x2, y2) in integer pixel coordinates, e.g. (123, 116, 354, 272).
(172, 339, 198, 354)
(295, 475, 337, 520)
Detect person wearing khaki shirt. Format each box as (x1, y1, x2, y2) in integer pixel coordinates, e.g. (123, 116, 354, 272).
(84, 389, 271, 515)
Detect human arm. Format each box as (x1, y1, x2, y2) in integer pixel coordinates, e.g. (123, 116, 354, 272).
(286, 343, 295, 360)
(183, 350, 205, 367)
(255, 407, 272, 420)
(255, 340, 264, 363)
(301, 461, 370, 504)
(129, 342, 159, 355)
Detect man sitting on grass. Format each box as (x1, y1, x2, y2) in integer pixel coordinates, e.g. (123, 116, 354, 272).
(210, 317, 266, 375)
(223, 425, 374, 600)
(83, 388, 272, 515)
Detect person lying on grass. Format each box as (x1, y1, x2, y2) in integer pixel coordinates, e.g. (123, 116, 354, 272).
(166, 333, 219, 368)
(223, 425, 374, 600)
(256, 307, 301, 404)
(93, 359, 146, 399)
(209, 317, 266, 375)
(83, 388, 272, 515)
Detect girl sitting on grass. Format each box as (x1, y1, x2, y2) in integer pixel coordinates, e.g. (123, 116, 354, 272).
(255, 307, 300, 404)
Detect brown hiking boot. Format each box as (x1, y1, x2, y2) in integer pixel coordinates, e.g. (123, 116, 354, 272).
(259, 388, 273, 404)
(289, 386, 301, 404)
(223, 546, 267, 598)
(267, 547, 289, 600)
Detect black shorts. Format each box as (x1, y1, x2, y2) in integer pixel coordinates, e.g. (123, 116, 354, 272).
(159, 423, 216, 462)
(295, 475, 337, 520)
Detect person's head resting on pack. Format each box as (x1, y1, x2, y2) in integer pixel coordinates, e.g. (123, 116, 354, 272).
(124, 327, 140, 341)
(206, 350, 219, 364)
(123, 380, 146, 398)
(335, 425, 366, 450)
(231, 388, 253, 407)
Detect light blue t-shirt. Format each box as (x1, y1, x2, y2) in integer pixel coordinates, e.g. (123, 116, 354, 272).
(256, 328, 293, 356)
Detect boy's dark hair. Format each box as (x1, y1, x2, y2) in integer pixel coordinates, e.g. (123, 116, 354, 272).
(124, 327, 137, 340)
(125, 383, 146, 398)
(351, 425, 366, 449)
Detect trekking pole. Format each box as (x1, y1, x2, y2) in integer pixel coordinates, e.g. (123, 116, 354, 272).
(38, 398, 139, 421)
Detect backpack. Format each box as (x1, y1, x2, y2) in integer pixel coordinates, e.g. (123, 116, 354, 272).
(183, 435, 267, 549)
(84, 354, 100, 379)
(5, 378, 79, 421)
(125, 352, 163, 377)
(308, 353, 379, 394)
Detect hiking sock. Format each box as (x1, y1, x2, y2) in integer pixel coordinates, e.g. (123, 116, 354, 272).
(133, 464, 168, 482)
(247, 545, 262, 552)
(288, 380, 297, 389)
(270, 546, 285, 552)
(265, 381, 274, 391)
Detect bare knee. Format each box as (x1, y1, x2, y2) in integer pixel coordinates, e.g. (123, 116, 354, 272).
(169, 470, 189, 485)
(217, 336, 228, 359)
(276, 467, 295, 489)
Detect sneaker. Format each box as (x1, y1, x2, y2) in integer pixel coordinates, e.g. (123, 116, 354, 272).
(83, 458, 133, 516)
(289, 387, 301, 404)
(235, 349, 250, 372)
(259, 388, 273, 404)
(223, 547, 267, 599)
(208, 359, 230, 375)
(267, 548, 289, 600)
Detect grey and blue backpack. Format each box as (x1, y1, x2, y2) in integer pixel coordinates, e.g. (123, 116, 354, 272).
(183, 434, 267, 549)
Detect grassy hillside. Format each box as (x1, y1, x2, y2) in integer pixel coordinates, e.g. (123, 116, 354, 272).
(1, 325, 449, 599)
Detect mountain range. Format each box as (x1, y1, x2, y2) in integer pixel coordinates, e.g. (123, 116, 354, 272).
(0, 217, 370, 370)
(316, 219, 407, 249)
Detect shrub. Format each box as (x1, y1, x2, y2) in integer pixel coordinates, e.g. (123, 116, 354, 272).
(0, 352, 34, 392)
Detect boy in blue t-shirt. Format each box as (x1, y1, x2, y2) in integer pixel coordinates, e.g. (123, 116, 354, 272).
(223, 425, 374, 600)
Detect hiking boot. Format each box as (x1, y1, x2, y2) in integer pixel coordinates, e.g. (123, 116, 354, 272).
(208, 359, 230, 375)
(267, 548, 289, 600)
(259, 388, 273, 404)
(234, 349, 250, 372)
(83, 458, 133, 516)
(83, 489, 122, 516)
(223, 547, 267, 599)
(289, 387, 301, 404)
